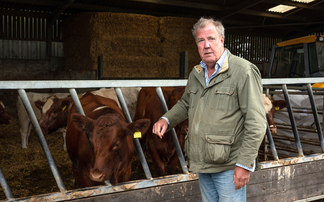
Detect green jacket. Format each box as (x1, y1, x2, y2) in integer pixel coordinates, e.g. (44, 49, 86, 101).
(163, 50, 266, 173)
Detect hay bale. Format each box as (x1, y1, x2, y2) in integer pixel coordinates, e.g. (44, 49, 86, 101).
(103, 56, 167, 78)
(63, 12, 159, 39)
(159, 16, 198, 40)
(63, 12, 201, 77)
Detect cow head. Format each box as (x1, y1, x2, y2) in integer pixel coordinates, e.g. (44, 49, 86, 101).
(0, 102, 11, 125)
(264, 94, 286, 134)
(35, 95, 72, 135)
(71, 109, 150, 185)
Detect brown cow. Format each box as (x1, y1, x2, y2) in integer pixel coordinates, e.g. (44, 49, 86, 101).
(35, 88, 141, 150)
(0, 101, 11, 125)
(66, 92, 150, 188)
(134, 87, 188, 177)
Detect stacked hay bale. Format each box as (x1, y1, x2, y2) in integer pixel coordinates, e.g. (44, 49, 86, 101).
(159, 16, 200, 77)
(63, 12, 200, 78)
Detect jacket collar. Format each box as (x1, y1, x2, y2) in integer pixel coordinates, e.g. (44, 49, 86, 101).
(193, 50, 232, 88)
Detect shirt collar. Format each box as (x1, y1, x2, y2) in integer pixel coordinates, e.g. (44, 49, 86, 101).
(200, 49, 227, 71)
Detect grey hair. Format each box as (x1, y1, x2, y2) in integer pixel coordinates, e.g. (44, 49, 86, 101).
(192, 17, 225, 42)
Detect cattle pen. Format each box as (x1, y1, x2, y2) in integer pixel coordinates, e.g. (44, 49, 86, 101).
(0, 78, 324, 202)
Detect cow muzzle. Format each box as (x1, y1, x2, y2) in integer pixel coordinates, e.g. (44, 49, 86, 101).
(90, 171, 105, 182)
(269, 125, 277, 135)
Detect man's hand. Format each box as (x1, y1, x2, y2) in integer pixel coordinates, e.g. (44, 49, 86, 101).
(152, 118, 168, 139)
(233, 166, 251, 190)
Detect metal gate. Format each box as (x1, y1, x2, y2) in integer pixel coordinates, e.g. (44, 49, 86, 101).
(0, 78, 323, 201)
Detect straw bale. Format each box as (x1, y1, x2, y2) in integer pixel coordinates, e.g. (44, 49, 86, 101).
(159, 16, 198, 40)
(161, 37, 198, 59)
(102, 56, 167, 78)
(96, 36, 162, 57)
(62, 13, 94, 39)
(62, 12, 159, 39)
(94, 12, 159, 37)
(65, 56, 95, 70)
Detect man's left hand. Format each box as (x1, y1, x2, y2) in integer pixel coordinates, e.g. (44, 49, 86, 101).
(233, 166, 251, 190)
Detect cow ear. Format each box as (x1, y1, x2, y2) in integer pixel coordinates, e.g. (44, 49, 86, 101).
(71, 113, 94, 133)
(127, 118, 150, 135)
(35, 100, 45, 111)
(61, 99, 71, 112)
(272, 100, 287, 110)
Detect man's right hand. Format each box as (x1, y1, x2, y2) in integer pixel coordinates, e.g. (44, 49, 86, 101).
(152, 118, 168, 139)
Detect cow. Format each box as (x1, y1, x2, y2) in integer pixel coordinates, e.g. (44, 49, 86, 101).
(16, 92, 70, 149)
(66, 92, 150, 188)
(35, 88, 141, 150)
(264, 94, 286, 134)
(0, 101, 11, 125)
(134, 87, 188, 177)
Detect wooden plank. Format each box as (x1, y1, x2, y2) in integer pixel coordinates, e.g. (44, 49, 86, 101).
(63, 160, 324, 202)
(66, 180, 201, 202)
(247, 159, 324, 201)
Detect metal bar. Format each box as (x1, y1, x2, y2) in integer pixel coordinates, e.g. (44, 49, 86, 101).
(115, 88, 152, 180)
(266, 123, 279, 161)
(306, 83, 324, 152)
(18, 89, 66, 192)
(0, 167, 13, 200)
(303, 43, 310, 77)
(179, 51, 188, 79)
(1, 78, 324, 90)
(155, 87, 189, 174)
(69, 88, 85, 115)
(281, 84, 304, 156)
(260, 153, 324, 169)
(266, 45, 277, 78)
(98, 56, 103, 80)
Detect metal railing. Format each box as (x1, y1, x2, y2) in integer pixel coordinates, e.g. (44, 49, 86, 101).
(0, 77, 324, 201)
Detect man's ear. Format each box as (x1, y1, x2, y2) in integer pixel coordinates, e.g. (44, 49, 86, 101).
(71, 113, 94, 134)
(35, 100, 45, 111)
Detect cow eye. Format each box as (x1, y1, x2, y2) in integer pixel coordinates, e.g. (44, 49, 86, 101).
(112, 141, 121, 150)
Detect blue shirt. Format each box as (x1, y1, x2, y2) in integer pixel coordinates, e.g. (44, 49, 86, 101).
(201, 49, 227, 86)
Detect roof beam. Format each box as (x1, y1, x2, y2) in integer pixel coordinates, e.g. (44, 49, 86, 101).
(49, 0, 75, 25)
(218, 0, 264, 19)
(131, 0, 225, 11)
(227, 21, 324, 30)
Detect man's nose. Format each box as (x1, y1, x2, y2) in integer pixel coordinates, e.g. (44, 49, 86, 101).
(204, 41, 210, 48)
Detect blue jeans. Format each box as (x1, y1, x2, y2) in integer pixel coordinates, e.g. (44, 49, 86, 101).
(199, 170, 246, 202)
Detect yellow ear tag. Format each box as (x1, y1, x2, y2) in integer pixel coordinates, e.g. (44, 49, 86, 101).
(275, 106, 280, 111)
(133, 131, 142, 138)
(62, 106, 67, 111)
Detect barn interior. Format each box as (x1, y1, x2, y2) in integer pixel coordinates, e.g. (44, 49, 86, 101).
(1, 0, 324, 200)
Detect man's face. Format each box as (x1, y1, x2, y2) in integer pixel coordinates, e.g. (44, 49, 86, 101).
(196, 23, 225, 67)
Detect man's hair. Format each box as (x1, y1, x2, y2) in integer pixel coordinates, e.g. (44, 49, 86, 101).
(192, 17, 225, 42)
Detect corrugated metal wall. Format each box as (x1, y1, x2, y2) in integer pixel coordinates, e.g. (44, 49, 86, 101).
(0, 12, 63, 59)
(225, 35, 282, 62)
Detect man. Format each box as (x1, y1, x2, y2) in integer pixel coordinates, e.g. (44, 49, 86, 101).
(152, 17, 266, 202)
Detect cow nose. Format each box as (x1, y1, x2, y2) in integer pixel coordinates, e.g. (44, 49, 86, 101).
(269, 125, 277, 135)
(90, 171, 105, 182)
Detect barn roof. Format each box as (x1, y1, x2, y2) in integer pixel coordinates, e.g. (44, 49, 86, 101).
(1, 0, 324, 39)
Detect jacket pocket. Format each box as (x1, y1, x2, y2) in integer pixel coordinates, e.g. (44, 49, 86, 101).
(204, 133, 235, 164)
(211, 86, 237, 112)
(188, 87, 198, 108)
